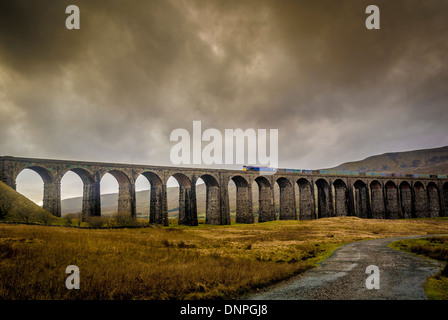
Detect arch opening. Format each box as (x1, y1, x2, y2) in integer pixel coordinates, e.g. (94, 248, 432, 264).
(15, 166, 58, 216)
(136, 171, 164, 224)
(15, 168, 48, 206)
(168, 173, 196, 226)
(100, 172, 119, 216)
(61, 171, 84, 217)
(99, 169, 134, 218)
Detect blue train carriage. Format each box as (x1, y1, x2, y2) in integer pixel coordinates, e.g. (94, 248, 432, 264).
(410, 173, 430, 179)
(243, 166, 304, 173)
(243, 166, 276, 172)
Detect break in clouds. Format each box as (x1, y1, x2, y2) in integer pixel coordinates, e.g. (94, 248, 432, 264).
(1, 0, 448, 201)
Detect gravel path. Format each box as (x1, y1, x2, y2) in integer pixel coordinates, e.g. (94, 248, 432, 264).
(246, 235, 446, 300)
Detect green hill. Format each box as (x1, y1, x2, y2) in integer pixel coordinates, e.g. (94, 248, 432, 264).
(0, 180, 57, 224)
(325, 145, 448, 174)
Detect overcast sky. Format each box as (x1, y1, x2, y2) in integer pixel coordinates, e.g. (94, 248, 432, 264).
(1, 0, 448, 202)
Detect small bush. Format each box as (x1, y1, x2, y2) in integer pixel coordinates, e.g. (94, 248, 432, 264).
(114, 212, 139, 227)
(87, 216, 106, 228)
(34, 211, 54, 226)
(12, 209, 34, 224)
(63, 213, 76, 226)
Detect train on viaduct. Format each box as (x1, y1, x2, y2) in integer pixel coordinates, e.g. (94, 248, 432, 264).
(1, 156, 447, 226)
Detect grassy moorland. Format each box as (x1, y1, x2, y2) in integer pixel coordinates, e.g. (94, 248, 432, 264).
(1, 217, 448, 300)
(390, 236, 448, 300)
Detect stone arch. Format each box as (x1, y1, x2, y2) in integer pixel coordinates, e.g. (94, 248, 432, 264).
(296, 178, 315, 220)
(315, 178, 332, 218)
(231, 175, 253, 224)
(69, 167, 95, 184)
(137, 171, 166, 225)
(100, 169, 135, 217)
(170, 173, 196, 226)
(15, 166, 54, 185)
(385, 181, 400, 219)
(276, 177, 296, 220)
(255, 176, 275, 222)
(171, 173, 192, 188)
(427, 182, 440, 218)
(354, 180, 370, 218)
(199, 174, 221, 225)
(102, 169, 131, 185)
(15, 166, 58, 216)
(370, 180, 385, 219)
(61, 167, 98, 218)
(333, 179, 348, 217)
(399, 181, 412, 219)
(413, 181, 427, 218)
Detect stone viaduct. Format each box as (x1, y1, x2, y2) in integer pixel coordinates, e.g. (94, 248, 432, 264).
(1, 156, 448, 226)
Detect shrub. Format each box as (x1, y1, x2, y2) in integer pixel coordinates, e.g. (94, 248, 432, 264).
(12, 209, 34, 224)
(0, 195, 14, 219)
(34, 211, 54, 226)
(63, 214, 75, 226)
(114, 212, 139, 227)
(87, 216, 106, 228)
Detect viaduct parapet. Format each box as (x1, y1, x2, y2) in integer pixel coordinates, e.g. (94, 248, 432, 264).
(1, 156, 447, 226)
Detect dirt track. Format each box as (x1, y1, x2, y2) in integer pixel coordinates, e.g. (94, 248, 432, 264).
(246, 235, 446, 300)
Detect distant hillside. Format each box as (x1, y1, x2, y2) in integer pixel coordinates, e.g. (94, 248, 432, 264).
(62, 182, 240, 219)
(325, 146, 448, 174)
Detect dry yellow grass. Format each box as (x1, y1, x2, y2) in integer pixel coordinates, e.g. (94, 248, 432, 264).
(1, 217, 448, 300)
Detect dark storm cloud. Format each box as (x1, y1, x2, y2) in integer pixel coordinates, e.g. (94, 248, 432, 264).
(1, 0, 448, 174)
